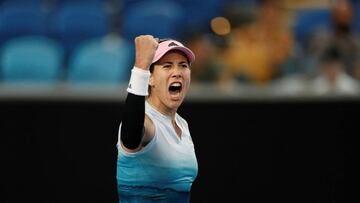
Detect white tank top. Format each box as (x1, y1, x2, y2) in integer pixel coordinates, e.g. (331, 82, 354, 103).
(117, 101, 198, 193)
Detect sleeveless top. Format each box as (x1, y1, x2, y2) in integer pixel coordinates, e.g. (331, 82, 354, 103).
(116, 101, 198, 202)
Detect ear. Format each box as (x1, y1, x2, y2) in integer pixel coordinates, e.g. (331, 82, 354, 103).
(149, 75, 154, 87)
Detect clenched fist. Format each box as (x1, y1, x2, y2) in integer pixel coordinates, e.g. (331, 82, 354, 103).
(134, 35, 159, 70)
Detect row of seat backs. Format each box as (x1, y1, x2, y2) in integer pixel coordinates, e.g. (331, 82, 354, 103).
(2, 0, 360, 51)
(0, 35, 133, 83)
(0, 0, 224, 48)
(0, 0, 109, 53)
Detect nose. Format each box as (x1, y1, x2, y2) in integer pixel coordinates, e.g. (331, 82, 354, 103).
(171, 65, 182, 78)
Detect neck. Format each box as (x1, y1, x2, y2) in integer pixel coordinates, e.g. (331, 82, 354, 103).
(147, 97, 176, 120)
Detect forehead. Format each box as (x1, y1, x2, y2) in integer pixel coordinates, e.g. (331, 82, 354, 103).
(156, 50, 189, 64)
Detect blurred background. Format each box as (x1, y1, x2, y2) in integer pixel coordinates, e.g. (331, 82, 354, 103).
(0, 0, 360, 99)
(1, 0, 358, 203)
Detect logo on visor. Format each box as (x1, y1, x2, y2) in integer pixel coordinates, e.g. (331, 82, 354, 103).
(168, 42, 179, 47)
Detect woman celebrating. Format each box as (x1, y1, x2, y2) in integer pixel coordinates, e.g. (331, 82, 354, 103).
(117, 35, 198, 203)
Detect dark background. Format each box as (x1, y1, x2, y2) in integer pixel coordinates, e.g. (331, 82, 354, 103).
(1, 99, 357, 203)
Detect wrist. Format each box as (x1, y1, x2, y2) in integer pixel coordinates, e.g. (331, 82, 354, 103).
(127, 66, 151, 96)
(135, 60, 151, 70)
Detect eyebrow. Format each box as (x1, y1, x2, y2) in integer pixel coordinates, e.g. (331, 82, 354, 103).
(160, 61, 189, 65)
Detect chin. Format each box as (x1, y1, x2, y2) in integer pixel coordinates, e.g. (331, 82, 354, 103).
(167, 98, 183, 110)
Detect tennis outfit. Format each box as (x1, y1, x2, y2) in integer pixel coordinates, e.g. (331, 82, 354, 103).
(117, 101, 198, 203)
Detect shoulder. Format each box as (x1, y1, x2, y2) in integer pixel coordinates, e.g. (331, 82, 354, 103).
(176, 114, 190, 128)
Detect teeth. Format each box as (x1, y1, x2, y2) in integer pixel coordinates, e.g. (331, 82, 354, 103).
(171, 82, 181, 87)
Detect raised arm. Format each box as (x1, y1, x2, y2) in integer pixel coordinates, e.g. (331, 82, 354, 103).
(120, 35, 158, 151)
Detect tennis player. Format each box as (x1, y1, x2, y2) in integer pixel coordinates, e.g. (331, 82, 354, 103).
(116, 35, 198, 203)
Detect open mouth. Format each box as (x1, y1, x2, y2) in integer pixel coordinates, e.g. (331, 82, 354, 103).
(168, 82, 182, 95)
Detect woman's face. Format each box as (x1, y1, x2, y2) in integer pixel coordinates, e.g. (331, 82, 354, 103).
(148, 50, 191, 114)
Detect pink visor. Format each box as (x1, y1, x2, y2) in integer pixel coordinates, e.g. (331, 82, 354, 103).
(152, 40, 195, 64)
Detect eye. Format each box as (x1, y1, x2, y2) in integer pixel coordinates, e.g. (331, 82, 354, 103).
(181, 63, 190, 68)
(162, 64, 171, 69)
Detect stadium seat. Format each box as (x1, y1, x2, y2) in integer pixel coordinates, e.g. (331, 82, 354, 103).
(51, 0, 106, 7)
(0, 0, 44, 5)
(121, 0, 185, 41)
(177, 0, 223, 32)
(54, 0, 105, 3)
(0, 36, 64, 82)
(67, 36, 133, 84)
(354, 2, 360, 32)
(0, 2, 48, 45)
(228, 0, 258, 7)
(50, 2, 110, 54)
(293, 9, 332, 48)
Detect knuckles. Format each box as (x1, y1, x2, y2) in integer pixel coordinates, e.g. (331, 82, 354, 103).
(135, 35, 159, 48)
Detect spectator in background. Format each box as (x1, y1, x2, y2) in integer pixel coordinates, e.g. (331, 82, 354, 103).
(352, 56, 360, 81)
(310, 45, 359, 95)
(306, 0, 360, 78)
(331, 0, 360, 74)
(184, 33, 223, 83)
(218, 0, 294, 86)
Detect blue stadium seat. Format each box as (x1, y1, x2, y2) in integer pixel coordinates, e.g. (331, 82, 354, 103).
(54, 0, 105, 3)
(0, 2, 48, 45)
(121, 0, 185, 41)
(293, 9, 332, 48)
(1, 36, 64, 82)
(50, 2, 110, 54)
(228, 0, 258, 7)
(177, 0, 224, 32)
(121, 0, 147, 10)
(51, 0, 106, 7)
(67, 37, 133, 84)
(0, 0, 44, 5)
(354, 2, 360, 32)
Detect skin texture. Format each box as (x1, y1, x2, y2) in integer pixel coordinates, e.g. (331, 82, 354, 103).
(123, 35, 191, 152)
(148, 50, 191, 117)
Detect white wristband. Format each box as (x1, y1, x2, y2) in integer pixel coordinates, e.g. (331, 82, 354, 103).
(127, 67, 151, 96)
